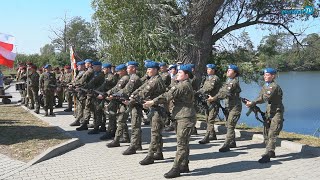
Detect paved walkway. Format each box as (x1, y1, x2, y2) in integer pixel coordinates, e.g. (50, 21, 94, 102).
(1, 84, 320, 180)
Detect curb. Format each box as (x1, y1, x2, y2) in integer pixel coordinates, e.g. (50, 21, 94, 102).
(196, 121, 320, 157)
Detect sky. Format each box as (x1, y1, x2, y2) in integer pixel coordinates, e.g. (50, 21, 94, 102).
(1, 0, 94, 54)
(1, 0, 319, 55)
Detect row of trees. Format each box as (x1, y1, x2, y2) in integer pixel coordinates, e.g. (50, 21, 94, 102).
(14, 1, 320, 77)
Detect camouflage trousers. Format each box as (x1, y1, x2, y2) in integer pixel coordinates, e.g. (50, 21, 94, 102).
(106, 101, 118, 134)
(114, 104, 129, 140)
(19, 90, 26, 103)
(76, 93, 86, 122)
(43, 89, 55, 110)
(204, 104, 219, 138)
(173, 117, 196, 168)
(225, 105, 242, 145)
(55, 87, 64, 106)
(25, 87, 40, 109)
(147, 108, 165, 157)
(264, 111, 284, 152)
(83, 96, 94, 124)
(130, 106, 143, 148)
(64, 90, 73, 110)
(93, 99, 105, 129)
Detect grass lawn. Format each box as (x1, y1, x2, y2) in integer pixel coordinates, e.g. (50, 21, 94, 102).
(0, 104, 70, 162)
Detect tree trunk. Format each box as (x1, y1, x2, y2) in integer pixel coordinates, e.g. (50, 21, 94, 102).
(178, 0, 224, 75)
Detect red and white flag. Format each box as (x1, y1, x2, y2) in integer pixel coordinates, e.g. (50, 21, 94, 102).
(0, 33, 16, 68)
(70, 46, 77, 69)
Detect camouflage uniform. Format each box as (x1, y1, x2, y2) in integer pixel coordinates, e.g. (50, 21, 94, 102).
(125, 74, 166, 155)
(71, 70, 86, 124)
(25, 71, 40, 112)
(17, 70, 27, 104)
(197, 74, 221, 143)
(153, 79, 196, 170)
(95, 73, 118, 132)
(61, 71, 73, 111)
(159, 71, 171, 88)
(107, 73, 142, 146)
(39, 72, 57, 115)
(55, 72, 64, 107)
(251, 81, 284, 154)
(104, 74, 129, 140)
(211, 78, 242, 148)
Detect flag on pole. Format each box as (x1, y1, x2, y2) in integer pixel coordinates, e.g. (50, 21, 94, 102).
(0, 33, 16, 68)
(70, 46, 77, 69)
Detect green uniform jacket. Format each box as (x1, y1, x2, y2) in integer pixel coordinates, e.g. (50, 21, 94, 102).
(28, 71, 40, 89)
(84, 71, 105, 90)
(39, 72, 56, 90)
(131, 74, 166, 100)
(107, 75, 130, 95)
(212, 78, 241, 108)
(159, 71, 171, 88)
(198, 75, 221, 96)
(76, 68, 94, 87)
(96, 73, 118, 92)
(118, 74, 142, 96)
(72, 71, 85, 86)
(252, 81, 284, 117)
(153, 79, 196, 119)
(62, 72, 73, 85)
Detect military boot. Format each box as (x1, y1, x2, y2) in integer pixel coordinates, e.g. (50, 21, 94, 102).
(49, 109, 55, 117)
(164, 168, 180, 179)
(44, 109, 49, 116)
(191, 127, 198, 135)
(100, 131, 115, 140)
(164, 125, 175, 132)
(154, 152, 164, 160)
(135, 144, 143, 151)
(70, 120, 80, 126)
(88, 128, 100, 135)
(120, 132, 130, 143)
(29, 104, 35, 110)
(209, 130, 217, 140)
(139, 155, 154, 165)
(76, 124, 88, 131)
(87, 124, 94, 128)
(258, 154, 271, 163)
(107, 139, 120, 148)
(34, 108, 40, 114)
(179, 165, 190, 173)
(122, 145, 136, 155)
(261, 151, 276, 158)
(64, 108, 72, 112)
(198, 135, 210, 144)
(219, 144, 230, 152)
(229, 141, 237, 148)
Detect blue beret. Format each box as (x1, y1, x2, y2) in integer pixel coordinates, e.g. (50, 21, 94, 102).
(178, 64, 192, 73)
(145, 61, 159, 69)
(169, 64, 177, 70)
(144, 59, 153, 64)
(102, 63, 112, 68)
(189, 64, 195, 68)
(159, 62, 167, 67)
(77, 61, 85, 66)
(115, 64, 127, 71)
(44, 64, 51, 69)
(92, 61, 102, 66)
(84, 59, 93, 63)
(126, 61, 139, 67)
(228, 64, 239, 73)
(264, 68, 277, 74)
(206, 64, 216, 69)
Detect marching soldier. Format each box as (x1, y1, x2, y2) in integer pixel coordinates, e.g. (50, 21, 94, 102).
(107, 61, 142, 147)
(159, 62, 171, 88)
(62, 65, 73, 112)
(144, 64, 196, 178)
(208, 64, 242, 152)
(123, 61, 166, 156)
(197, 64, 221, 144)
(165, 64, 178, 132)
(25, 64, 40, 113)
(245, 68, 284, 163)
(100, 64, 129, 140)
(39, 64, 57, 116)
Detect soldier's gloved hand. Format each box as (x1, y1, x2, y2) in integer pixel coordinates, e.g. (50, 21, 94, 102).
(143, 100, 154, 108)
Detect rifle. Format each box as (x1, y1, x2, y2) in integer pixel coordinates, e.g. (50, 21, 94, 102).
(195, 92, 228, 120)
(241, 97, 269, 127)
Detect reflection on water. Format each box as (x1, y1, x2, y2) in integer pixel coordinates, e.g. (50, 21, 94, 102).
(229, 71, 320, 136)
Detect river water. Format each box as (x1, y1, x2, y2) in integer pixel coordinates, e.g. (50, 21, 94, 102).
(236, 71, 320, 136)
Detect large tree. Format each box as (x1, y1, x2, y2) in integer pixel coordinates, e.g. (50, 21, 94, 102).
(92, 0, 318, 72)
